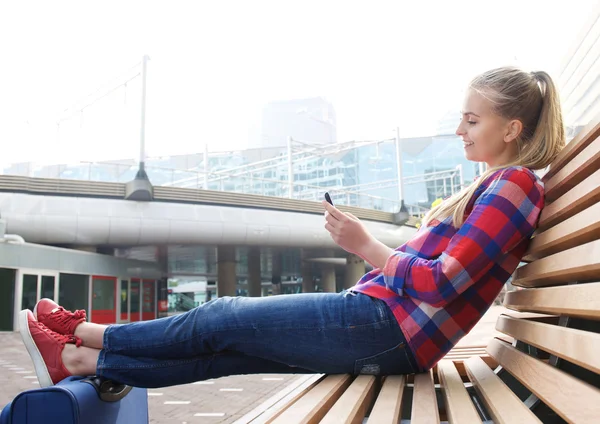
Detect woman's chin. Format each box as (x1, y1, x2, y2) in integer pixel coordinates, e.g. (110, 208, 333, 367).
(463, 149, 478, 162)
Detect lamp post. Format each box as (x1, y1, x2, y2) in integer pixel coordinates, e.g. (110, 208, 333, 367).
(137, 54, 149, 179)
(125, 54, 154, 201)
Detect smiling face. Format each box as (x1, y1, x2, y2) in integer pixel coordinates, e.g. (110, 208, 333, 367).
(456, 89, 521, 168)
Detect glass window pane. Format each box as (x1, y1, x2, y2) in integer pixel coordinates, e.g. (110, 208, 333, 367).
(92, 277, 115, 310)
(120, 280, 129, 320)
(0, 268, 16, 331)
(41, 276, 55, 300)
(120, 280, 129, 311)
(22, 274, 38, 312)
(130, 280, 140, 313)
(142, 281, 155, 313)
(59, 273, 88, 314)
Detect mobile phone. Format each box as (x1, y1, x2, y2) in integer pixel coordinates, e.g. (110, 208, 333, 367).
(324, 192, 334, 205)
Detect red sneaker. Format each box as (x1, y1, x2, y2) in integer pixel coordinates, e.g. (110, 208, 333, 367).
(34, 298, 86, 335)
(18, 309, 82, 387)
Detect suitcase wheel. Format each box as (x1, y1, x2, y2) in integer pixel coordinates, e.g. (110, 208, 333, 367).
(81, 376, 134, 402)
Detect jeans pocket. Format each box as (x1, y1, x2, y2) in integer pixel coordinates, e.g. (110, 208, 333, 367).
(353, 341, 415, 375)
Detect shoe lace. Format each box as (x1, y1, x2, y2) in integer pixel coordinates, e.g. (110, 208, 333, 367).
(38, 321, 83, 347)
(49, 307, 87, 325)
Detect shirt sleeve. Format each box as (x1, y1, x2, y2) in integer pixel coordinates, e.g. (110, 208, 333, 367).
(382, 168, 544, 308)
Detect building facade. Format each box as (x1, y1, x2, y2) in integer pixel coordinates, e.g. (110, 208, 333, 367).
(0, 236, 164, 332)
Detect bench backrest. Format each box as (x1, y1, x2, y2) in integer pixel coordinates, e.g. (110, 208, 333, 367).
(236, 116, 600, 424)
(479, 115, 600, 423)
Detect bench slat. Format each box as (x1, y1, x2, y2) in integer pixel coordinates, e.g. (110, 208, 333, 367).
(271, 374, 352, 424)
(495, 315, 600, 374)
(444, 349, 488, 357)
(320, 375, 376, 424)
(524, 201, 600, 261)
(367, 375, 406, 423)
(504, 283, 600, 319)
(544, 131, 600, 201)
(486, 338, 600, 424)
(449, 356, 499, 378)
(411, 371, 440, 424)
(450, 344, 487, 349)
(235, 375, 325, 424)
(538, 168, 600, 232)
(513, 240, 600, 287)
(464, 356, 541, 424)
(543, 113, 600, 181)
(447, 347, 488, 353)
(437, 361, 482, 423)
(443, 354, 490, 361)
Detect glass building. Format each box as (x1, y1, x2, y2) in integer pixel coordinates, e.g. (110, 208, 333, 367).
(3, 132, 480, 215)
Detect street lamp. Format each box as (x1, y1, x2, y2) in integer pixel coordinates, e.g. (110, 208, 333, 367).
(125, 54, 153, 201)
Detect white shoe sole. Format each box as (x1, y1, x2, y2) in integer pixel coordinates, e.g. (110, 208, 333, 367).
(18, 309, 53, 388)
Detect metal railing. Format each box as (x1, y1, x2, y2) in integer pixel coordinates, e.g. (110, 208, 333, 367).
(1, 158, 465, 218)
(0, 174, 408, 225)
(5, 160, 410, 213)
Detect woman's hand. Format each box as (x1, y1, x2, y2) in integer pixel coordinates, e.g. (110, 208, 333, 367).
(322, 200, 374, 257)
(322, 200, 395, 269)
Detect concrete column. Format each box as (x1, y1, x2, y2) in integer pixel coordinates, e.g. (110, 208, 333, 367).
(344, 253, 366, 289)
(247, 247, 262, 297)
(321, 264, 336, 293)
(301, 249, 314, 293)
(271, 249, 282, 295)
(217, 246, 236, 297)
(156, 246, 169, 278)
(302, 264, 314, 293)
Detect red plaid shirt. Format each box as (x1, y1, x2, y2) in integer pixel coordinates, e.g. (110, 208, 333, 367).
(352, 166, 544, 371)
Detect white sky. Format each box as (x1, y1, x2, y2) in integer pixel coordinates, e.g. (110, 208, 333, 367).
(1, 0, 598, 165)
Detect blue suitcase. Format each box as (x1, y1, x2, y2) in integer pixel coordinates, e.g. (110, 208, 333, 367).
(0, 376, 148, 424)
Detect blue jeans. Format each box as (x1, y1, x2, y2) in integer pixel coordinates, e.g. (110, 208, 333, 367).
(96, 291, 419, 388)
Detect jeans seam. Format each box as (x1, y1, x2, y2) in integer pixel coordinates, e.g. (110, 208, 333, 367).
(402, 347, 416, 374)
(102, 325, 112, 352)
(97, 356, 200, 370)
(97, 349, 106, 370)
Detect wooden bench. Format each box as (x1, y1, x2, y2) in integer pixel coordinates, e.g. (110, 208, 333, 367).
(235, 115, 600, 424)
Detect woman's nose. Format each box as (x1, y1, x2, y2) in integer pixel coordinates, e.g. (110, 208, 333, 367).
(455, 123, 464, 136)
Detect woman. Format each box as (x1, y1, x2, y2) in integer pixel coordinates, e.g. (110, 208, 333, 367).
(20, 66, 565, 388)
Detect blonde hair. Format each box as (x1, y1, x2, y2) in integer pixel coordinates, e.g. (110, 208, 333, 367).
(422, 67, 565, 228)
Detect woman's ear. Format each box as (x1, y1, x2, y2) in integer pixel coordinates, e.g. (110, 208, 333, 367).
(504, 119, 523, 143)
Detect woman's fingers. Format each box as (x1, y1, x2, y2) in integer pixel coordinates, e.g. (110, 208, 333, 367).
(322, 200, 345, 221)
(325, 211, 340, 226)
(346, 212, 358, 221)
(324, 222, 337, 235)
